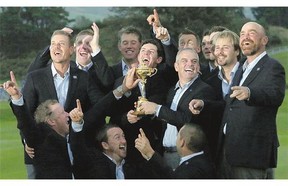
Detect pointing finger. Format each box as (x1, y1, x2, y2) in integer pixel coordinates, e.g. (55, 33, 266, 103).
(10, 71, 17, 85)
(139, 128, 146, 137)
(76, 99, 82, 112)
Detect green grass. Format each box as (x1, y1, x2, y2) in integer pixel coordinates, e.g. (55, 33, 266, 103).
(272, 51, 288, 84)
(0, 101, 26, 179)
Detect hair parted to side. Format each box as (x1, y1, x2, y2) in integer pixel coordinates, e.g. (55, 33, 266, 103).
(51, 30, 74, 46)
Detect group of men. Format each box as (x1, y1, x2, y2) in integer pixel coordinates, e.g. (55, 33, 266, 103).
(1, 9, 286, 179)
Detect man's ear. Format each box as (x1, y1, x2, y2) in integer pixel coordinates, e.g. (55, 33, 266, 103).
(156, 56, 163, 64)
(180, 138, 185, 148)
(46, 118, 55, 127)
(174, 61, 179, 72)
(102, 141, 109, 150)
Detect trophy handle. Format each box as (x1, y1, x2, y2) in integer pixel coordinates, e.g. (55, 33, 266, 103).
(148, 68, 157, 77)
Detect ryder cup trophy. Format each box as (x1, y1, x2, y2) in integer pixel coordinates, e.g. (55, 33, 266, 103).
(131, 62, 157, 116)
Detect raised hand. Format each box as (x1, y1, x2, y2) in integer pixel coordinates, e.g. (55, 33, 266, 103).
(90, 22, 100, 53)
(123, 67, 141, 91)
(0, 71, 21, 100)
(61, 27, 73, 35)
(135, 128, 155, 160)
(147, 9, 161, 28)
(69, 99, 83, 123)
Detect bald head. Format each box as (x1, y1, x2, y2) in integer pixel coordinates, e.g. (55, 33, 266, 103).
(239, 22, 268, 61)
(241, 22, 266, 37)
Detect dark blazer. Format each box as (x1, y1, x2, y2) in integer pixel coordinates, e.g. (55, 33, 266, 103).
(27, 45, 109, 94)
(92, 40, 178, 164)
(218, 54, 286, 169)
(159, 77, 216, 131)
(146, 152, 216, 179)
(92, 51, 123, 91)
(109, 73, 168, 164)
(200, 64, 219, 82)
(158, 77, 218, 159)
(11, 103, 73, 179)
(92, 38, 179, 91)
(21, 64, 105, 164)
(23, 65, 104, 115)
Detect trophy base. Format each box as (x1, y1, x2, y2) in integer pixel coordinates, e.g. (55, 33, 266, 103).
(131, 110, 146, 117)
(131, 97, 147, 116)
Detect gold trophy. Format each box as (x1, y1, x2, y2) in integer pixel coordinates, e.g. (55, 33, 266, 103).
(132, 62, 157, 116)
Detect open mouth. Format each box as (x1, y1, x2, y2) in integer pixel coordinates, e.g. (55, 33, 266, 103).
(184, 68, 194, 73)
(119, 145, 126, 150)
(79, 51, 88, 56)
(126, 50, 134, 54)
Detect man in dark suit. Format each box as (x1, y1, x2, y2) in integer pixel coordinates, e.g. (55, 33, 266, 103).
(2, 68, 140, 179)
(21, 29, 105, 178)
(135, 123, 216, 179)
(70, 123, 156, 179)
(217, 22, 286, 179)
(139, 48, 217, 169)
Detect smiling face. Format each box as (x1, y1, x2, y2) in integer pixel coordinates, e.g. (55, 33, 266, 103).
(174, 48, 200, 85)
(50, 31, 74, 64)
(74, 34, 93, 66)
(214, 37, 239, 68)
(118, 33, 141, 64)
(201, 35, 211, 60)
(102, 127, 127, 164)
(239, 22, 268, 60)
(138, 42, 162, 68)
(48, 103, 70, 137)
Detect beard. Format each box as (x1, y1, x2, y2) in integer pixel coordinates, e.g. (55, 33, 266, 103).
(241, 40, 259, 56)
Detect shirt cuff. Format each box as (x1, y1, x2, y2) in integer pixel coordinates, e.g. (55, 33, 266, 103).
(155, 105, 162, 117)
(71, 120, 84, 132)
(91, 48, 101, 57)
(11, 95, 24, 106)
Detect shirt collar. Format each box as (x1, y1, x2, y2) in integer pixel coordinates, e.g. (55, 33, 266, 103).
(76, 61, 93, 70)
(175, 75, 198, 90)
(242, 51, 267, 71)
(218, 62, 240, 81)
(103, 153, 125, 167)
(179, 151, 204, 165)
(51, 63, 70, 77)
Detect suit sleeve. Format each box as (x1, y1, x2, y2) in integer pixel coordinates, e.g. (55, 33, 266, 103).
(91, 51, 115, 90)
(27, 45, 51, 73)
(10, 102, 39, 148)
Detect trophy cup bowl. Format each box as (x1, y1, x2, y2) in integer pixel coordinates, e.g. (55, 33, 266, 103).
(131, 63, 157, 116)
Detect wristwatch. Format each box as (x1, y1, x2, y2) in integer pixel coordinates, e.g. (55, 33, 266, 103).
(116, 85, 124, 94)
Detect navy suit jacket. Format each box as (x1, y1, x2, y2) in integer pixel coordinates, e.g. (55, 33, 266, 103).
(22, 64, 104, 163)
(11, 103, 73, 179)
(146, 152, 216, 179)
(218, 54, 286, 169)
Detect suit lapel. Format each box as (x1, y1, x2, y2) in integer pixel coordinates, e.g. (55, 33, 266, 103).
(242, 55, 267, 86)
(177, 78, 199, 107)
(44, 67, 58, 99)
(65, 66, 78, 110)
